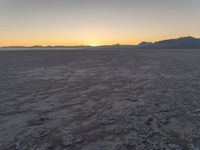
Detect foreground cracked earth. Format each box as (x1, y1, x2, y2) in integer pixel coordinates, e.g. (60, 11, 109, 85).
(1, 49, 200, 149)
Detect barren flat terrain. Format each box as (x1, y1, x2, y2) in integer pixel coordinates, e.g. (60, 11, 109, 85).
(1, 49, 200, 150)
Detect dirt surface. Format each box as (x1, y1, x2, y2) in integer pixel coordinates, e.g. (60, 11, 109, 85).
(1, 49, 200, 150)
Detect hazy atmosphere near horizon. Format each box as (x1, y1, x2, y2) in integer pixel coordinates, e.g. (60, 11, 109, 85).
(1, 0, 200, 46)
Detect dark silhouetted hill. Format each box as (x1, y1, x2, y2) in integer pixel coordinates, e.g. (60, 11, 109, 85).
(137, 36, 200, 49)
(1, 36, 200, 50)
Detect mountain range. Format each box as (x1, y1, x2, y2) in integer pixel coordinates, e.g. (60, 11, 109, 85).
(1, 36, 200, 49)
(137, 36, 200, 49)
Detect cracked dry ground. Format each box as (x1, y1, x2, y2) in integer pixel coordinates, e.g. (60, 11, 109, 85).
(1, 49, 200, 150)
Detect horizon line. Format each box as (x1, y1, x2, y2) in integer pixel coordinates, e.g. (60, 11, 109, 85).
(0, 36, 199, 48)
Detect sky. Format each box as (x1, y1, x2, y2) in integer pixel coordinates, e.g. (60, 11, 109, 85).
(0, 0, 200, 46)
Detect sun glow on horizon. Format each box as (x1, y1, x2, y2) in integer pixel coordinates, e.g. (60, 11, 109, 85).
(1, 34, 200, 47)
(1, 0, 200, 47)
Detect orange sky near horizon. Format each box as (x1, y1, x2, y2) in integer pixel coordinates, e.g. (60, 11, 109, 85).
(0, 0, 200, 46)
(1, 34, 200, 47)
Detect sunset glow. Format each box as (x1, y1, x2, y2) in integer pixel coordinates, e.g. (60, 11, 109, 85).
(0, 0, 200, 46)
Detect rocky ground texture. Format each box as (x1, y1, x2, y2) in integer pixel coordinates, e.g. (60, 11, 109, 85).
(1, 49, 200, 150)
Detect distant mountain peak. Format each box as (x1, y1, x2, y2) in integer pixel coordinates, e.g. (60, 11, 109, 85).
(138, 36, 200, 49)
(179, 36, 197, 39)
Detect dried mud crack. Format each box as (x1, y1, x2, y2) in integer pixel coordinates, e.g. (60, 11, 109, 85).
(0, 49, 200, 150)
